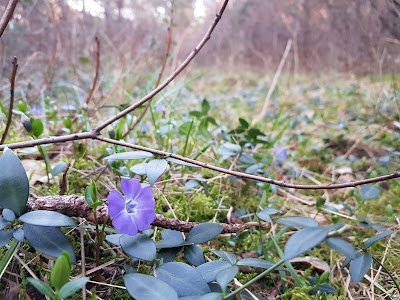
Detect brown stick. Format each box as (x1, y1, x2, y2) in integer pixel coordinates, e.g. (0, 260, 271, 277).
(0, 0, 18, 38)
(0, 57, 18, 144)
(26, 195, 269, 233)
(85, 37, 100, 109)
(93, 0, 229, 133)
(122, 1, 174, 139)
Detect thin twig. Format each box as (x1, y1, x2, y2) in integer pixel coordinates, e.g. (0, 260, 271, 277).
(122, 1, 174, 139)
(0, 57, 18, 144)
(85, 37, 100, 110)
(93, 0, 229, 133)
(252, 39, 292, 125)
(0, 0, 18, 38)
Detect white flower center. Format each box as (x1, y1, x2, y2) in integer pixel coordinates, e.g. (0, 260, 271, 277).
(125, 198, 138, 214)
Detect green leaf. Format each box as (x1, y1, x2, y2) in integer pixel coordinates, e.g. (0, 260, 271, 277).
(13, 228, 24, 242)
(186, 223, 223, 244)
(166, 157, 201, 168)
(58, 277, 89, 298)
(0, 148, 29, 216)
(103, 151, 154, 160)
(157, 262, 211, 297)
(124, 273, 178, 300)
(130, 162, 148, 176)
(0, 239, 19, 279)
(84, 180, 98, 207)
(277, 217, 319, 228)
(52, 162, 68, 176)
(2, 209, 15, 222)
(120, 234, 156, 261)
(155, 229, 185, 249)
(51, 252, 71, 291)
(105, 234, 123, 246)
(326, 237, 357, 259)
(184, 245, 205, 266)
(237, 258, 282, 270)
(19, 211, 75, 227)
(146, 159, 168, 185)
(216, 266, 238, 291)
(201, 99, 210, 115)
(185, 180, 199, 191)
(349, 253, 372, 282)
(31, 118, 44, 138)
(23, 224, 76, 263)
(364, 230, 393, 248)
(211, 250, 237, 265)
(359, 184, 380, 200)
(284, 226, 330, 260)
(17, 100, 28, 113)
(256, 208, 279, 222)
(196, 260, 232, 282)
(158, 247, 182, 263)
(27, 278, 55, 298)
(0, 230, 13, 247)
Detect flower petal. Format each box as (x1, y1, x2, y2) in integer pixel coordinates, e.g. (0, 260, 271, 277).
(107, 190, 125, 218)
(135, 186, 155, 210)
(133, 210, 156, 231)
(112, 212, 138, 236)
(121, 178, 141, 200)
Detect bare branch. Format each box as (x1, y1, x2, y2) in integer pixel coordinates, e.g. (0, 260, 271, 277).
(0, 0, 18, 38)
(93, 136, 400, 190)
(92, 0, 229, 133)
(0, 57, 18, 144)
(85, 37, 101, 110)
(122, 0, 174, 138)
(27, 195, 269, 233)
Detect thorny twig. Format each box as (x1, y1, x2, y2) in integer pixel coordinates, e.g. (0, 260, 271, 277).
(0, 0, 18, 38)
(122, 0, 174, 138)
(0, 57, 18, 144)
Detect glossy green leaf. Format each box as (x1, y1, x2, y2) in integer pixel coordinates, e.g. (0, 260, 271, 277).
(326, 237, 357, 259)
(124, 273, 178, 300)
(277, 216, 319, 228)
(184, 245, 205, 266)
(19, 211, 75, 227)
(359, 184, 380, 200)
(104, 151, 154, 160)
(105, 234, 123, 246)
(201, 99, 210, 114)
(51, 252, 71, 291)
(0, 148, 29, 216)
(237, 258, 282, 270)
(130, 162, 148, 175)
(52, 162, 68, 176)
(158, 247, 182, 263)
(211, 250, 236, 265)
(120, 234, 156, 261)
(364, 230, 393, 248)
(256, 208, 279, 222)
(156, 229, 185, 248)
(216, 266, 238, 290)
(58, 277, 89, 298)
(185, 180, 200, 191)
(13, 228, 24, 242)
(31, 118, 44, 138)
(27, 278, 55, 298)
(186, 223, 223, 244)
(349, 253, 372, 282)
(146, 159, 168, 185)
(84, 180, 99, 207)
(157, 262, 210, 297)
(196, 260, 232, 282)
(284, 226, 330, 260)
(23, 224, 75, 263)
(2, 209, 15, 222)
(0, 230, 13, 247)
(0, 217, 10, 230)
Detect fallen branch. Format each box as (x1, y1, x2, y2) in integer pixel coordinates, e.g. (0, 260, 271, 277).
(27, 195, 270, 233)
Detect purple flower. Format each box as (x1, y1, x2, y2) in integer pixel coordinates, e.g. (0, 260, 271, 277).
(108, 178, 156, 236)
(30, 105, 42, 117)
(274, 145, 287, 162)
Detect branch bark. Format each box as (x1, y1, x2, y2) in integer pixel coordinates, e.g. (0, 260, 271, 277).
(0, 0, 18, 38)
(27, 195, 269, 233)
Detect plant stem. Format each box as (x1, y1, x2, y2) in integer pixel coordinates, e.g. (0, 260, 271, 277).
(224, 259, 285, 299)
